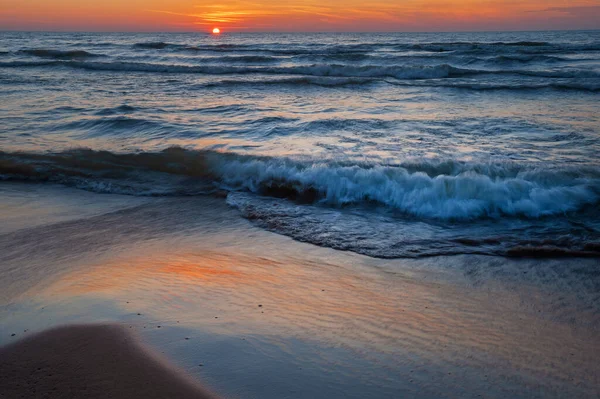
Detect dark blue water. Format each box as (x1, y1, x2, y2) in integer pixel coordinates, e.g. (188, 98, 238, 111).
(1, 31, 599, 257)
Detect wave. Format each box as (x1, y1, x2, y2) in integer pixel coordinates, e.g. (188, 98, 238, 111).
(199, 76, 378, 88)
(386, 80, 600, 92)
(94, 105, 138, 116)
(0, 60, 60, 68)
(1, 148, 599, 221)
(214, 157, 600, 221)
(133, 42, 171, 49)
(204, 55, 281, 63)
(303, 53, 580, 65)
(196, 76, 600, 91)
(412, 41, 550, 51)
(61, 116, 165, 135)
(489, 54, 570, 64)
(3, 58, 599, 81)
(2, 148, 599, 258)
(488, 41, 548, 46)
(133, 42, 274, 53)
(20, 49, 101, 60)
(428, 41, 550, 47)
(410, 41, 600, 54)
(90, 40, 600, 60)
(131, 42, 385, 55)
(126, 40, 600, 59)
(0, 60, 474, 78)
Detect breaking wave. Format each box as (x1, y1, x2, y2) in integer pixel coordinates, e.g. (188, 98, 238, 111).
(2, 148, 599, 258)
(1, 148, 599, 220)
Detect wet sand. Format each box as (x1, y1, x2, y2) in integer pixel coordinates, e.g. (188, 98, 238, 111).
(0, 323, 217, 399)
(1, 183, 599, 398)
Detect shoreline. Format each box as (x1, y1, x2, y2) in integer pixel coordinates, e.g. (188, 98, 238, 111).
(0, 323, 218, 399)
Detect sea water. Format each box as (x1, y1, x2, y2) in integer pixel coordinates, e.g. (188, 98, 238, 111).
(1, 31, 599, 257)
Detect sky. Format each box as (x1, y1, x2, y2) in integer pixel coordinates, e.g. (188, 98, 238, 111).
(1, 0, 599, 32)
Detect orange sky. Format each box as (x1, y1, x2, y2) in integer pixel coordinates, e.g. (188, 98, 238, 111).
(1, 0, 599, 32)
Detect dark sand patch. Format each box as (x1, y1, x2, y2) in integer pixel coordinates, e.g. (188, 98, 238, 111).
(0, 324, 218, 399)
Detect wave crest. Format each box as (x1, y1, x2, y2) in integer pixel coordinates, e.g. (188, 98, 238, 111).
(1, 148, 599, 221)
(216, 158, 599, 220)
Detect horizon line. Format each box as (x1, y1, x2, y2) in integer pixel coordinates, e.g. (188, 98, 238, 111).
(1, 28, 599, 34)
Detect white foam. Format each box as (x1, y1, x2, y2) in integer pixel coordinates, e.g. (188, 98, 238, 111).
(214, 158, 600, 220)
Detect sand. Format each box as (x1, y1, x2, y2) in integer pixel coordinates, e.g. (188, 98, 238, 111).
(0, 324, 218, 399)
(2, 187, 599, 398)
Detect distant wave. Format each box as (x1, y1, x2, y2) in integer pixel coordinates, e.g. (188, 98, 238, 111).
(127, 40, 600, 56)
(16, 47, 581, 66)
(20, 49, 101, 60)
(133, 42, 171, 49)
(132, 42, 382, 55)
(5, 40, 583, 64)
(410, 42, 600, 54)
(3, 59, 599, 84)
(386, 80, 600, 92)
(466, 41, 548, 46)
(198, 76, 378, 88)
(204, 55, 281, 63)
(195, 76, 600, 91)
(488, 54, 572, 64)
(303, 53, 579, 64)
(412, 41, 549, 50)
(2, 59, 598, 93)
(0, 60, 61, 67)
(0, 60, 464, 78)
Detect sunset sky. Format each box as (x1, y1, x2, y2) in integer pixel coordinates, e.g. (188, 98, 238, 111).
(1, 0, 599, 32)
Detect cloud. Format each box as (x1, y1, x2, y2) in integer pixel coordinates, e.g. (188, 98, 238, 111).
(530, 5, 600, 15)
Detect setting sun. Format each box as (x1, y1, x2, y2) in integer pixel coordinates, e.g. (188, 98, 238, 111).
(212, 27, 220, 34)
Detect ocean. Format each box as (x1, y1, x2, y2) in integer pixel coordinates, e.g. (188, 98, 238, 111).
(1, 31, 599, 258)
(1, 31, 600, 398)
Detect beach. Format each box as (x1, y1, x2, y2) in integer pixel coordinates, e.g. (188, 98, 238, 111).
(1, 30, 599, 398)
(1, 182, 599, 398)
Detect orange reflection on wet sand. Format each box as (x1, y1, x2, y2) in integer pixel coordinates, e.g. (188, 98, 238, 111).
(37, 240, 600, 395)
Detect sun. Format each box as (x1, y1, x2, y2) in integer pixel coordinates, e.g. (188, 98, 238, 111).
(212, 28, 220, 34)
